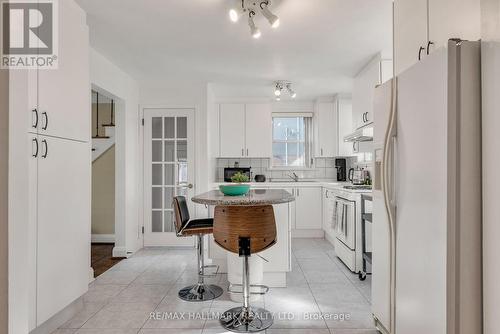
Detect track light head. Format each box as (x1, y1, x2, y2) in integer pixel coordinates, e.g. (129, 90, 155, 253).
(260, 2, 280, 28)
(229, 8, 240, 22)
(274, 83, 282, 96)
(286, 84, 297, 98)
(248, 11, 261, 39)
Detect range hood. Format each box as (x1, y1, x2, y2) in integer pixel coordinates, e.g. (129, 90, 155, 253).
(344, 125, 374, 142)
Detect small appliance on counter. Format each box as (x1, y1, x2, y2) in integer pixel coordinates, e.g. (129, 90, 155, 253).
(348, 166, 370, 185)
(335, 158, 347, 182)
(224, 167, 251, 182)
(254, 174, 266, 182)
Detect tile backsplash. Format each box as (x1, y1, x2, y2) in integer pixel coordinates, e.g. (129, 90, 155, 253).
(215, 157, 358, 182)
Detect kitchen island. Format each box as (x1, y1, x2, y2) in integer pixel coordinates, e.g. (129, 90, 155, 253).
(192, 189, 295, 288)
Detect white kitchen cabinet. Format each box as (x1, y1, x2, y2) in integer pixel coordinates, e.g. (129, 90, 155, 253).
(394, 0, 428, 76)
(428, 0, 480, 52)
(352, 56, 384, 130)
(315, 102, 337, 157)
(245, 103, 272, 158)
(219, 104, 246, 157)
(295, 187, 322, 229)
(337, 97, 354, 157)
(37, 0, 90, 142)
(322, 188, 336, 239)
(394, 0, 480, 75)
(36, 136, 90, 325)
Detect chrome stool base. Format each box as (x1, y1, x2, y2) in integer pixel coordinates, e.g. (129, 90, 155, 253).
(178, 283, 223, 302)
(220, 306, 273, 333)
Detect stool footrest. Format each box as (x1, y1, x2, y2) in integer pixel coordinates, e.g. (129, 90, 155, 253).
(228, 283, 269, 295)
(201, 264, 219, 278)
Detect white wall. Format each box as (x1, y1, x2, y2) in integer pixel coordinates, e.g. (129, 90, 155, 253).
(90, 48, 141, 256)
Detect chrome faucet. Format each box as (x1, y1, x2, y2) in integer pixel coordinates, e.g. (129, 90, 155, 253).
(288, 172, 299, 182)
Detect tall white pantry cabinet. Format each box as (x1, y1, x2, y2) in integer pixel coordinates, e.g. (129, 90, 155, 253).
(20, 0, 91, 330)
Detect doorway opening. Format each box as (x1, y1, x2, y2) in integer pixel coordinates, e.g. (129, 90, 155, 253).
(91, 89, 123, 277)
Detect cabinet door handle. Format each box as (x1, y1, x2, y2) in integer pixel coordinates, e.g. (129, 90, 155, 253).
(325, 190, 329, 199)
(426, 41, 434, 55)
(32, 138, 38, 157)
(418, 46, 425, 61)
(321, 148, 323, 156)
(32, 108, 38, 128)
(246, 149, 249, 156)
(241, 148, 244, 156)
(296, 188, 299, 197)
(41, 112, 48, 130)
(41, 139, 48, 158)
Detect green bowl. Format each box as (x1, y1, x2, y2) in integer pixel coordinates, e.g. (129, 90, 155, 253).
(219, 184, 250, 196)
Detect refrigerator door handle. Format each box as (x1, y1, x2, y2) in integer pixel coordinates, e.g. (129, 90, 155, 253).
(382, 77, 398, 333)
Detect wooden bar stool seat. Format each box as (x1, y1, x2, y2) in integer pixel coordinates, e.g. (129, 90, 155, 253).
(172, 196, 223, 302)
(213, 205, 277, 333)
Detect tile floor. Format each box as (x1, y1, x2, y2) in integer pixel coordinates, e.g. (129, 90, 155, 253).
(53, 238, 376, 334)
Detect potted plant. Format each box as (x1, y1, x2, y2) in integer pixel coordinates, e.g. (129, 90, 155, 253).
(219, 172, 251, 196)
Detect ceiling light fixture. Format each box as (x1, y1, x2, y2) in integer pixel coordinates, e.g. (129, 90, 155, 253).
(248, 11, 261, 39)
(260, 1, 280, 28)
(274, 81, 297, 99)
(229, 8, 240, 22)
(229, 0, 280, 38)
(274, 82, 282, 96)
(286, 83, 297, 98)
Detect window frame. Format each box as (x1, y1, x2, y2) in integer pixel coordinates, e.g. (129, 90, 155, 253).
(271, 113, 314, 170)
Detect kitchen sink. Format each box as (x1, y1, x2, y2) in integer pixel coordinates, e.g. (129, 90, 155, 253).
(270, 179, 318, 183)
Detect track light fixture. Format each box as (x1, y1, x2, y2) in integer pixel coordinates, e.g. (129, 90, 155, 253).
(228, 0, 280, 38)
(286, 83, 297, 98)
(260, 1, 280, 28)
(274, 81, 297, 100)
(248, 11, 261, 39)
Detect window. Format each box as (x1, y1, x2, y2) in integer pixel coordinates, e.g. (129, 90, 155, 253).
(272, 115, 313, 168)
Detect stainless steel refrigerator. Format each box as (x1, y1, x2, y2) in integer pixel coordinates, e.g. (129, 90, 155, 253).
(372, 40, 483, 334)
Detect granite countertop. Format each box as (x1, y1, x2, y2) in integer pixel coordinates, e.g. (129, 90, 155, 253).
(192, 189, 295, 206)
(211, 181, 372, 194)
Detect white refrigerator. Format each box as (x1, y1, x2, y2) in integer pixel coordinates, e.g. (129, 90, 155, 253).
(372, 40, 483, 334)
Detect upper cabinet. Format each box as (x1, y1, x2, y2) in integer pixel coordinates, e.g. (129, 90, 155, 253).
(352, 55, 393, 130)
(36, 0, 90, 142)
(394, 0, 428, 76)
(245, 103, 272, 158)
(336, 97, 354, 157)
(218, 103, 272, 158)
(394, 0, 480, 75)
(315, 102, 338, 157)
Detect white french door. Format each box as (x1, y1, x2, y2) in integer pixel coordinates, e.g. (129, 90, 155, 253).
(143, 108, 195, 246)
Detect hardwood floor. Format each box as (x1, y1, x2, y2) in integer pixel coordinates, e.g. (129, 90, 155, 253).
(91, 243, 125, 277)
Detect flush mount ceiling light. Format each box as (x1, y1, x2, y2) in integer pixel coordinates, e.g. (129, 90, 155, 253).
(274, 81, 296, 100)
(228, 0, 280, 38)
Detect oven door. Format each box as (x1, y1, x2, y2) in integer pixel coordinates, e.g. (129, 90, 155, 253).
(334, 197, 356, 250)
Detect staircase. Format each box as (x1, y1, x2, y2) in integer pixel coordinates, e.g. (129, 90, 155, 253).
(92, 91, 116, 162)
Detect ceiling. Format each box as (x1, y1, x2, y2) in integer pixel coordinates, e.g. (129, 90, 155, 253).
(76, 0, 393, 100)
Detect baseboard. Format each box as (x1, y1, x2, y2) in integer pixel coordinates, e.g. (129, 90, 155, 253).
(112, 246, 128, 258)
(324, 231, 336, 246)
(29, 297, 83, 334)
(291, 229, 325, 238)
(91, 234, 115, 243)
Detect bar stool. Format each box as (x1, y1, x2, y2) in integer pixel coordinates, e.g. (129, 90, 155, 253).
(172, 196, 223, 301)
(213, 205, 277, 333)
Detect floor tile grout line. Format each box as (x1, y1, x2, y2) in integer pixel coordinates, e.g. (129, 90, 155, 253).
(326, 251, 372, 305)
(294, 254, 330, 330)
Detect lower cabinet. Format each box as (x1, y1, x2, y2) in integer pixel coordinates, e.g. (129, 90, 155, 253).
(294, 187, 322, 230)
(33, 135, 90, 325)
(322, 188, 336, 239)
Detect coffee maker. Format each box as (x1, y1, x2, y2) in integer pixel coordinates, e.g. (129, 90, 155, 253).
(335, 158, 347, 182)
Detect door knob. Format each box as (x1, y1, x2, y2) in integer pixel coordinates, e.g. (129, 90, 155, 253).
(187, 183, 193, 189)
